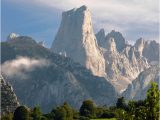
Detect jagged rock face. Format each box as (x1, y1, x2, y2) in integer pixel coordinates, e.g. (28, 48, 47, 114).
(99, 37, 149, 92)
(1, 36, 117, 112)
(142, 40, 160, 62)
(134, 38, 160, 62)
(134, 38, 146, 58)
(105, 30, 126, 52)
(51, 5, 105, 77)
(123, 65, 159, 100)
(106, 38, 117, 53)
(94, 29, 152, 92)
(95, 29, 106, 48)
(1, 75, 19, 115)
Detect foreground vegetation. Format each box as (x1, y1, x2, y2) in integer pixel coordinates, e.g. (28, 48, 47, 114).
(91, 118, 116, 120)
(2, 82, 159, 120)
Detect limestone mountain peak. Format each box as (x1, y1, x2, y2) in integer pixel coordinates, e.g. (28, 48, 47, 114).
(51, 5, 105, 77)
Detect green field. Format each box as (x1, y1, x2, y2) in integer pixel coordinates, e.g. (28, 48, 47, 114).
(91, 118, 116, 120)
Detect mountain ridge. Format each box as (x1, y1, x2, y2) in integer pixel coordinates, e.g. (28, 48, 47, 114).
(1, 36, 117, 112)
(50, 6, 157, 92)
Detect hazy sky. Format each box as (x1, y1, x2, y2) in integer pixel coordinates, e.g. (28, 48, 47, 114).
(2, 0, 159, 47)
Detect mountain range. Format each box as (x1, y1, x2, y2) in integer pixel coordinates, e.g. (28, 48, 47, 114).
(51, 5, 158, 92)
(1, 36, 117, 112)
(1, 5, 159, 113)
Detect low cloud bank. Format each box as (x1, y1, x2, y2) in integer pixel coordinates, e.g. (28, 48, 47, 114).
(1, 56, 51, 79)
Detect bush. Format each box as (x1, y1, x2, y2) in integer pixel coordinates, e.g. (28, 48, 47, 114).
(13, 106, 30, 120)
(101, 110, 115, 118)
(1, 113, 13, 120)
(31, 106, 42, 120)
(80, 100, 96, 118)
(51, 102, 74, 120)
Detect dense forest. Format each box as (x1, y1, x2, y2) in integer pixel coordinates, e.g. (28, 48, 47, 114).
(2, 82, 160, 120)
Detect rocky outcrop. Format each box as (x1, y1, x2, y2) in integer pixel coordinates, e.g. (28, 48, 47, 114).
(102, 38, 149, 92)
(51, 5, 105, 77)
(134, 38, 159, 62)
(1, 75, 19, 115)
(134, 38, 146, 58)
(38, 41, 45, 47)
(95, 29, 106, 48)
(123, 65, 159, 100)
(105, 30, 126, 52)
(7, 33, 19, 41)
(142, 40, 159, 62)
(1, 36, 117, 112)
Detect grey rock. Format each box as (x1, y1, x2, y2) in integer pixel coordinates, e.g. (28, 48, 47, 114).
(95, 29, 106, 48)
(123, 65, 159, 100)
(134, 38, 160, 62)
(105, 30, 126, 52)
(1, 75, 19, 115)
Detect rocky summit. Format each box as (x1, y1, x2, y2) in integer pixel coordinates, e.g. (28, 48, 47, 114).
(51, 5, 106, 77)
(51, 6, 156, 92)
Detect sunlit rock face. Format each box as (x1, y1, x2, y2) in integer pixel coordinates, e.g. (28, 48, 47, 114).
(51, 5, 106, 77)
(123, 65, 159, 100)
(51, 5, 157, 93)
(95, 29, 150, 92)
(101, 37, 149, 92)
(1, 75, 19, 115)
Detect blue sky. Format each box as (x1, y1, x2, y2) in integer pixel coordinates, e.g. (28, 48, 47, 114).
(2, 0, 61, 47)
(2, 0, 159, 48)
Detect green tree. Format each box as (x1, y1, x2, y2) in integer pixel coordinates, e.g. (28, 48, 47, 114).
(51, 102, 74, 120)
(52, 107, 66, 120)
(116, 97, 127, 110)
(13, 106, 30, 120)
(114, 108, 126, 120)
(63, 102, 73, 120)
(1, 113, 13, 120)
(146, 82, 160, 120)
(31, 106, 42, 120)
(72, 109, 79, 119)
(95, 107, 105, 118)
(127, 100, 136, 119)
(44, 113, 55, 120)
(80, 100, 96, 118)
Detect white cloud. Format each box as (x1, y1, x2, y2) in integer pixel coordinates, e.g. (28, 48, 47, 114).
(4, 0, 159, 42)
(33, 0, 159, 22)
(1, 56, 50, 79)
(8, 0, 159, 23)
